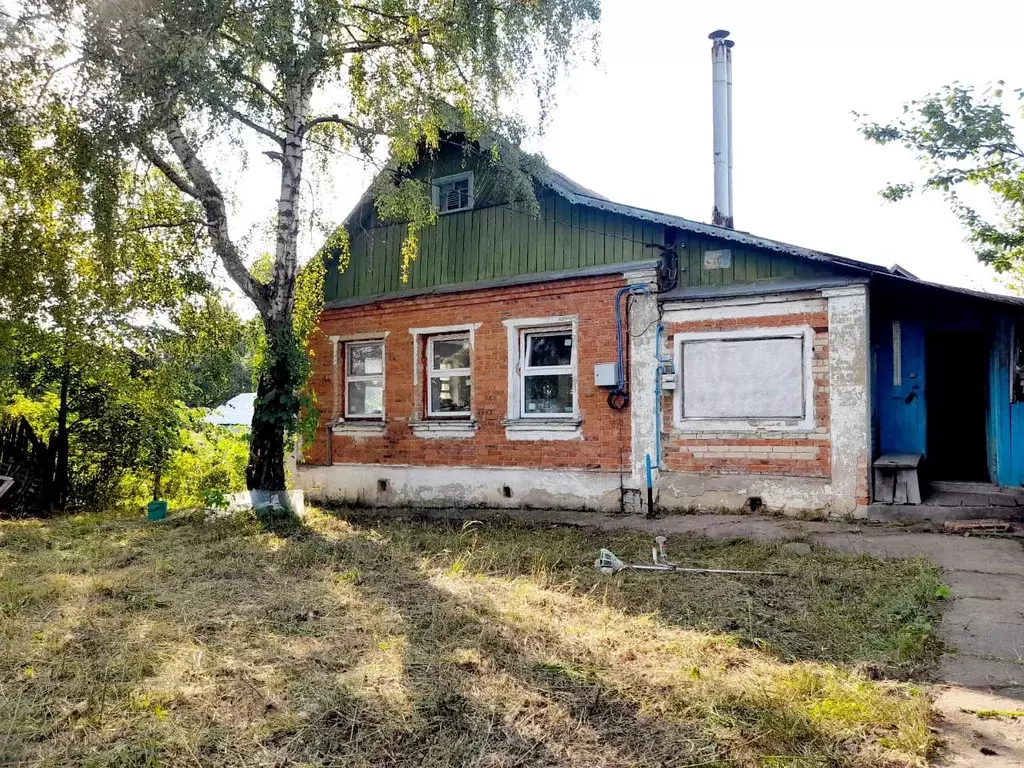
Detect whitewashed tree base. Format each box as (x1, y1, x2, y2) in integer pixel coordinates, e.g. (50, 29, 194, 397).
(227, 489, 306, 517)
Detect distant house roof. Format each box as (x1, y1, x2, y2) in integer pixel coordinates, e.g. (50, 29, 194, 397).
(205, 393, 256, 427)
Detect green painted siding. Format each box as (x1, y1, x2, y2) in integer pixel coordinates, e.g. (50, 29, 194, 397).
(678, 238, 835, 288)
(324, 145, 844, 303)
(326, 189, 668, 302)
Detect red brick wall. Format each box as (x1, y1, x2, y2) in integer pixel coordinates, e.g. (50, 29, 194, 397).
(661, 309, 831, 478)
(304, 275, 633, 471)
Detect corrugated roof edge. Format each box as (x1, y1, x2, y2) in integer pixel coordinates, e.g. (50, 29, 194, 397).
(544, 173, 1024, 310)
(659, 271, 1024, 310)
(875, 271, 1024, 309)
(659, 275, 868, 302)
(323, 258, 660, 310)
(543, 174, 891, 275)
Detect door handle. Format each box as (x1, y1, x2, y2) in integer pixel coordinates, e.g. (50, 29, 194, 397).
(904, 384, 919, 405)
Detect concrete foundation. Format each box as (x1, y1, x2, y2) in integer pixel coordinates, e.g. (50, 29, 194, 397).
(657, 471, 860, 515)
(299, 463, 625, 512)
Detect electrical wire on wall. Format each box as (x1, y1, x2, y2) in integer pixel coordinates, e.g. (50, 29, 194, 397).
(606, 244, 677, 412)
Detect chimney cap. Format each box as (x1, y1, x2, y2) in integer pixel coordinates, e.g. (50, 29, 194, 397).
(724, 39, 735, 49)
(708, 29, 731, 40)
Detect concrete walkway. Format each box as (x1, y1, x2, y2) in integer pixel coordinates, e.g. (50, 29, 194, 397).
(406, 507, 1024, 766)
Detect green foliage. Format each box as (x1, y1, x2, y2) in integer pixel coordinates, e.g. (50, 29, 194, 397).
(6, 392, 60, 437)
(0, 55, 251, 511)
(370, 134, 552, 282)
(321, 227, 351, 276)
(6, 0, 601, 489)
(858, 83, 1024, 273)
(245, 254, 326, 445)
(175, 297, 253, 408)
(371, 175, 437, 282)
(201, 488, 230, 511)
(963, 708, 1024, 719)
(119, 421, 248, 510)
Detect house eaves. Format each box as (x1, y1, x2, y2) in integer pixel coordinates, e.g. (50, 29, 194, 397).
(333, 160, 1024, 311)
(542, 171, 1024, 311)
(324, 258, 660, 310)
(658, 275, 869, 303)
(541, 171, 891, 277)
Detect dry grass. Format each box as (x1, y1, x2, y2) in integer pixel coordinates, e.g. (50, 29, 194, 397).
(0, 508, 945, 767)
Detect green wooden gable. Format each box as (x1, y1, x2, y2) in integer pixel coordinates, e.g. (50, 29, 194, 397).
(323, 145, 847, 305)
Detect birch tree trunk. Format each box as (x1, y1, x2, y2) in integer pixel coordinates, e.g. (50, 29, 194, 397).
(246, 318, 295, 490)
(243, 81, 310, 491)
(150, 104, 309, 492)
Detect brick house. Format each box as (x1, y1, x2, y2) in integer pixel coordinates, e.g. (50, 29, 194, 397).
(299, 32, 1024, 519)
(297, 132, 1024, 519)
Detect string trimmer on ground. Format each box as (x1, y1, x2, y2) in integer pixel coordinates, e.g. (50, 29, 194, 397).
(595, 536, 784, 577)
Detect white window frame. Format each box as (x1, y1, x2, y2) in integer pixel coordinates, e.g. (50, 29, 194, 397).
(502, 316, 580, 423)
(426, 333, 472, 418)
(672, 326, 816, 433)
(431, 171, 475, 214)
(408, 323, 479, 439)
(344, 339, 385, 420)
(519, 327, 577, 419)
(502, 316, 581, 441)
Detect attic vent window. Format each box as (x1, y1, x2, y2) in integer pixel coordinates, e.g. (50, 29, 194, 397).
(432, 172, 474, 214)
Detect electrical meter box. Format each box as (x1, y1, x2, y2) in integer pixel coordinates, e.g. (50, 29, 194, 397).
(594, 362, 619, 387)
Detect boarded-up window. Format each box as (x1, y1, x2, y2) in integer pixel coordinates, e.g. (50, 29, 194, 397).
(681, 336, 805, 419)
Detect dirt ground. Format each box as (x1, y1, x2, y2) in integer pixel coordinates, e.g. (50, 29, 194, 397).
(389, 506, 1024, 767)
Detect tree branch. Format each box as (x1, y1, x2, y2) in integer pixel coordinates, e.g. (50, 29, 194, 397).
(161, 118, 269, 314)
(339, 29, 430, 55)
(300, 114, 375, 138)
(128, 218, 207, 232)
(137, 140, 201, 199)
(213, 99, 286, 145)
(215, 57, 284, 108)
(349, 4, 412, 23)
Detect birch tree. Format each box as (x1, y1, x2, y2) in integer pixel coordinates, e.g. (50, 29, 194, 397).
(20, 0, 601, 491)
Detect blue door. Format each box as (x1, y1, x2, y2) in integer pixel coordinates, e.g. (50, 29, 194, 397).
(877, 320, 926, 455)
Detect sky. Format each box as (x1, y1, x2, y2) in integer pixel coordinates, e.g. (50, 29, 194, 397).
(533, 0, 1024, 292)
(233, 0, 1024, 305)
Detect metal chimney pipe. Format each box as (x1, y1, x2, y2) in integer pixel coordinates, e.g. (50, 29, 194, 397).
(726, 38, 734, 225)
(709, 30, 733, 229)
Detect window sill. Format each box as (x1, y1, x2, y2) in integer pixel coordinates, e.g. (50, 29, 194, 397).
(410, 420, 478, 439)
(330, 420, 386, 438)
(503, 418, 582, 441)
(673, 417, 816, 433)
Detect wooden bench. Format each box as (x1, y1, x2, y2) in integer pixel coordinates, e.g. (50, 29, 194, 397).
(873, 453, 923, 504)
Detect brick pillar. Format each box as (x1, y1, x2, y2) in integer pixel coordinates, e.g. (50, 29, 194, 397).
(822, 284, 871, 512)
(625, 268, 660, 511)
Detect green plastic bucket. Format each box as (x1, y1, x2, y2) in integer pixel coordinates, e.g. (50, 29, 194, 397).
(147, 500, 168, 521)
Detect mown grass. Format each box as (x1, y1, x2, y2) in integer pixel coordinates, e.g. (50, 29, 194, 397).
(0, 508, 945, 767)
